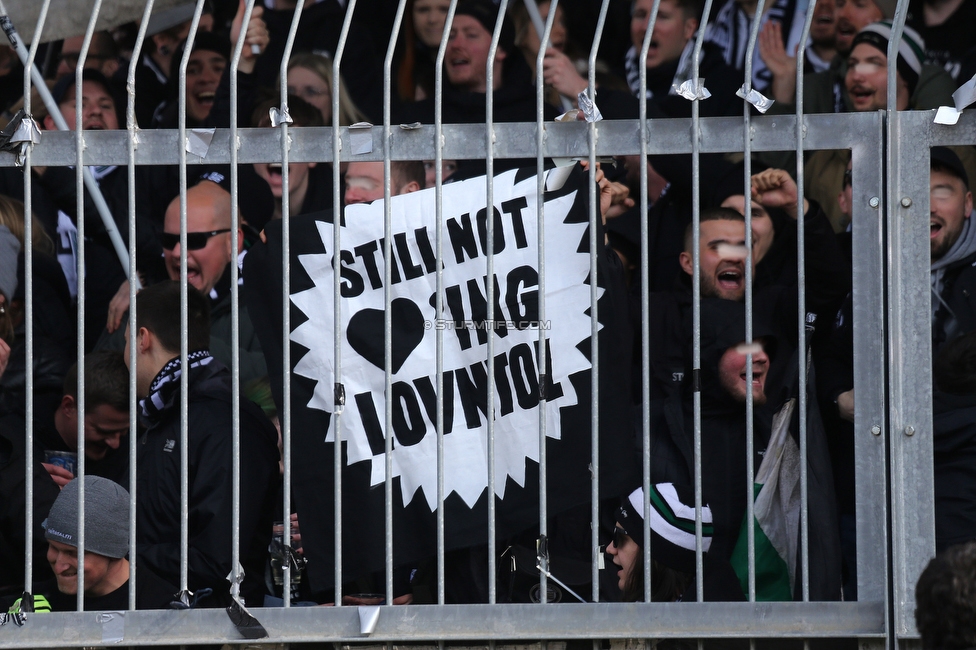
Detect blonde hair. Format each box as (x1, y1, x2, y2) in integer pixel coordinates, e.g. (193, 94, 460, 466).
(284, 52, 366, 127)
(0, 194, 55, 256)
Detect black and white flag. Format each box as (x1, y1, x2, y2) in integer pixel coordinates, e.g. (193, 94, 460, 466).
(245, 164, 637, 592)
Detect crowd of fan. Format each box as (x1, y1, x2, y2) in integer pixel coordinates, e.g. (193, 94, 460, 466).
(0, 0, 975, 639)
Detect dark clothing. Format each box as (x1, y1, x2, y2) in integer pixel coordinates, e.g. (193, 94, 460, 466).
(599, 46, 743, 120)
(136, 356, 278, 608)
(646, 298, 842, 601)
(0, 412, 59, 592)
(907, 0, 976, 81)
(933, 391, 976, 552)
(933, 249, 976, 354)
(125, 54, 169, 129)
(32, 164, 165, 351)
(95, 266, 270, 414)
(36, 563, 177, 611)
(0, 252, 74, 423)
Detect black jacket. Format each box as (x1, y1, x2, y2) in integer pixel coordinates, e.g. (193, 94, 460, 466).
(136, 356, 278, 608)
(0, 412, 60, 593)
(646, 298, 842, 601)
(598, 45, 743, 121)
(933, 391, 976, 552)
(933, 249, 976, 354)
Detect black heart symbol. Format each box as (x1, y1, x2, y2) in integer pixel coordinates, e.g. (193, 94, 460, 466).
(347, 298, 426, 374)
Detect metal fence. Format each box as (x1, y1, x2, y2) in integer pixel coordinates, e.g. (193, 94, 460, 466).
(0, 0, 966, 646)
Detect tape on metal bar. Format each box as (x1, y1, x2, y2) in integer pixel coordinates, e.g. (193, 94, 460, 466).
(672, 78, 711, 101)
(736, 86, 774, 113)
(270, 106, 292, 127)
(577, 91, 603, 122)
(934, 74, 976, 125)
(0, 110, 40, 167)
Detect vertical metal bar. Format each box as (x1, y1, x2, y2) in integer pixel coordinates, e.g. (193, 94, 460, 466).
(277, 0, 305, 607)
(331, 0, 358, 603)
(534, 2, 558, 605)
(383, 0, 409, 606)
(850, 122, 888, 609)
(740, 0, 767, 604)
(637, 0, 662, 604)
(691, 0, 717, 603)
(433, 0, 459, 606)
(177, 0, 209, 595)
(887, 0, 934, 632)
(74, 0, 106, 608)
(586, 0, 611, 605)
(18, 0, 52, 600)
(231, 0, 258, 608)
(793, 0, 816, 605)
(484, 0, 510, 606)
(126, 0, 157, 610)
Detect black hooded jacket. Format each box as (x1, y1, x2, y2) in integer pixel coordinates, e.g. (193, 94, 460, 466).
(136, 356, 278, 608)
(933, 390, 976, 551)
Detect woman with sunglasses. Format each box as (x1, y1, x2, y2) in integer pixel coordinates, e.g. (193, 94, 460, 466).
(607, 484, 713, 602)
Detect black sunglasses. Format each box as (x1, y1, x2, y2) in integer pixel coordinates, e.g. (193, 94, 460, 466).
(843, 168, 852, 188)
(612, 525, 631, 549)
(161, 229, 231, 251)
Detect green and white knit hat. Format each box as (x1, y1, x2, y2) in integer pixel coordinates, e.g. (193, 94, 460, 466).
(851, 21, 926, 95)
(617, 483, 714, 574)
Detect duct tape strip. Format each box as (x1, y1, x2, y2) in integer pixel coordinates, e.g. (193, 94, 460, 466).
(736, 86, 774, 113)
(673, 78, 711, 101)
(935, 74, 976, 125)
(270, 106, 292, 127)
(0, 110, 40, 167)
(97, 612, 125, 644)
(577, 91, 603, 122)
(186, 128, 216, 157)
(350, 122, 373, 154)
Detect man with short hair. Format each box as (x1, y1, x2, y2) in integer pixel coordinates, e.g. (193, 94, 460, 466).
(344, 161, 425, 206)
(37, 351, 131, 488)
(124, 281, 278, 607)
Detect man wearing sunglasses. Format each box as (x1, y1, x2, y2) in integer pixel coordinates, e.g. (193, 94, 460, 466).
(99, 181, 269, 411)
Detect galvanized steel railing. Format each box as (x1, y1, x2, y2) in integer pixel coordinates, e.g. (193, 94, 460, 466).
(0, 0, 965, 646)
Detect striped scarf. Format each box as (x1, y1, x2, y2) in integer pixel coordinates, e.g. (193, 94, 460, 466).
(139, 350, 214, 423)
(703, 0, 806, 94)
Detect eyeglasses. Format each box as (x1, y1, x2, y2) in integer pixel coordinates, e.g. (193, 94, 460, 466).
(161, 229, 231, 251)
(612, 526, 631, 549)
(843, 168, 852, 188)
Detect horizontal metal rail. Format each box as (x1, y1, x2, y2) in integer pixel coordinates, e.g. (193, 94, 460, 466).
(0, 112, 906, 166)
(0, 602, 886, 647)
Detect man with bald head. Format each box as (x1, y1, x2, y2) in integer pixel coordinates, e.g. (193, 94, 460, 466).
(100, 181, 268, 406)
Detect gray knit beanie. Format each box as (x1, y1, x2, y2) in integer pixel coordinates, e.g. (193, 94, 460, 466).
(43, 476, 130, 559)
(0, 225, 19, 303)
